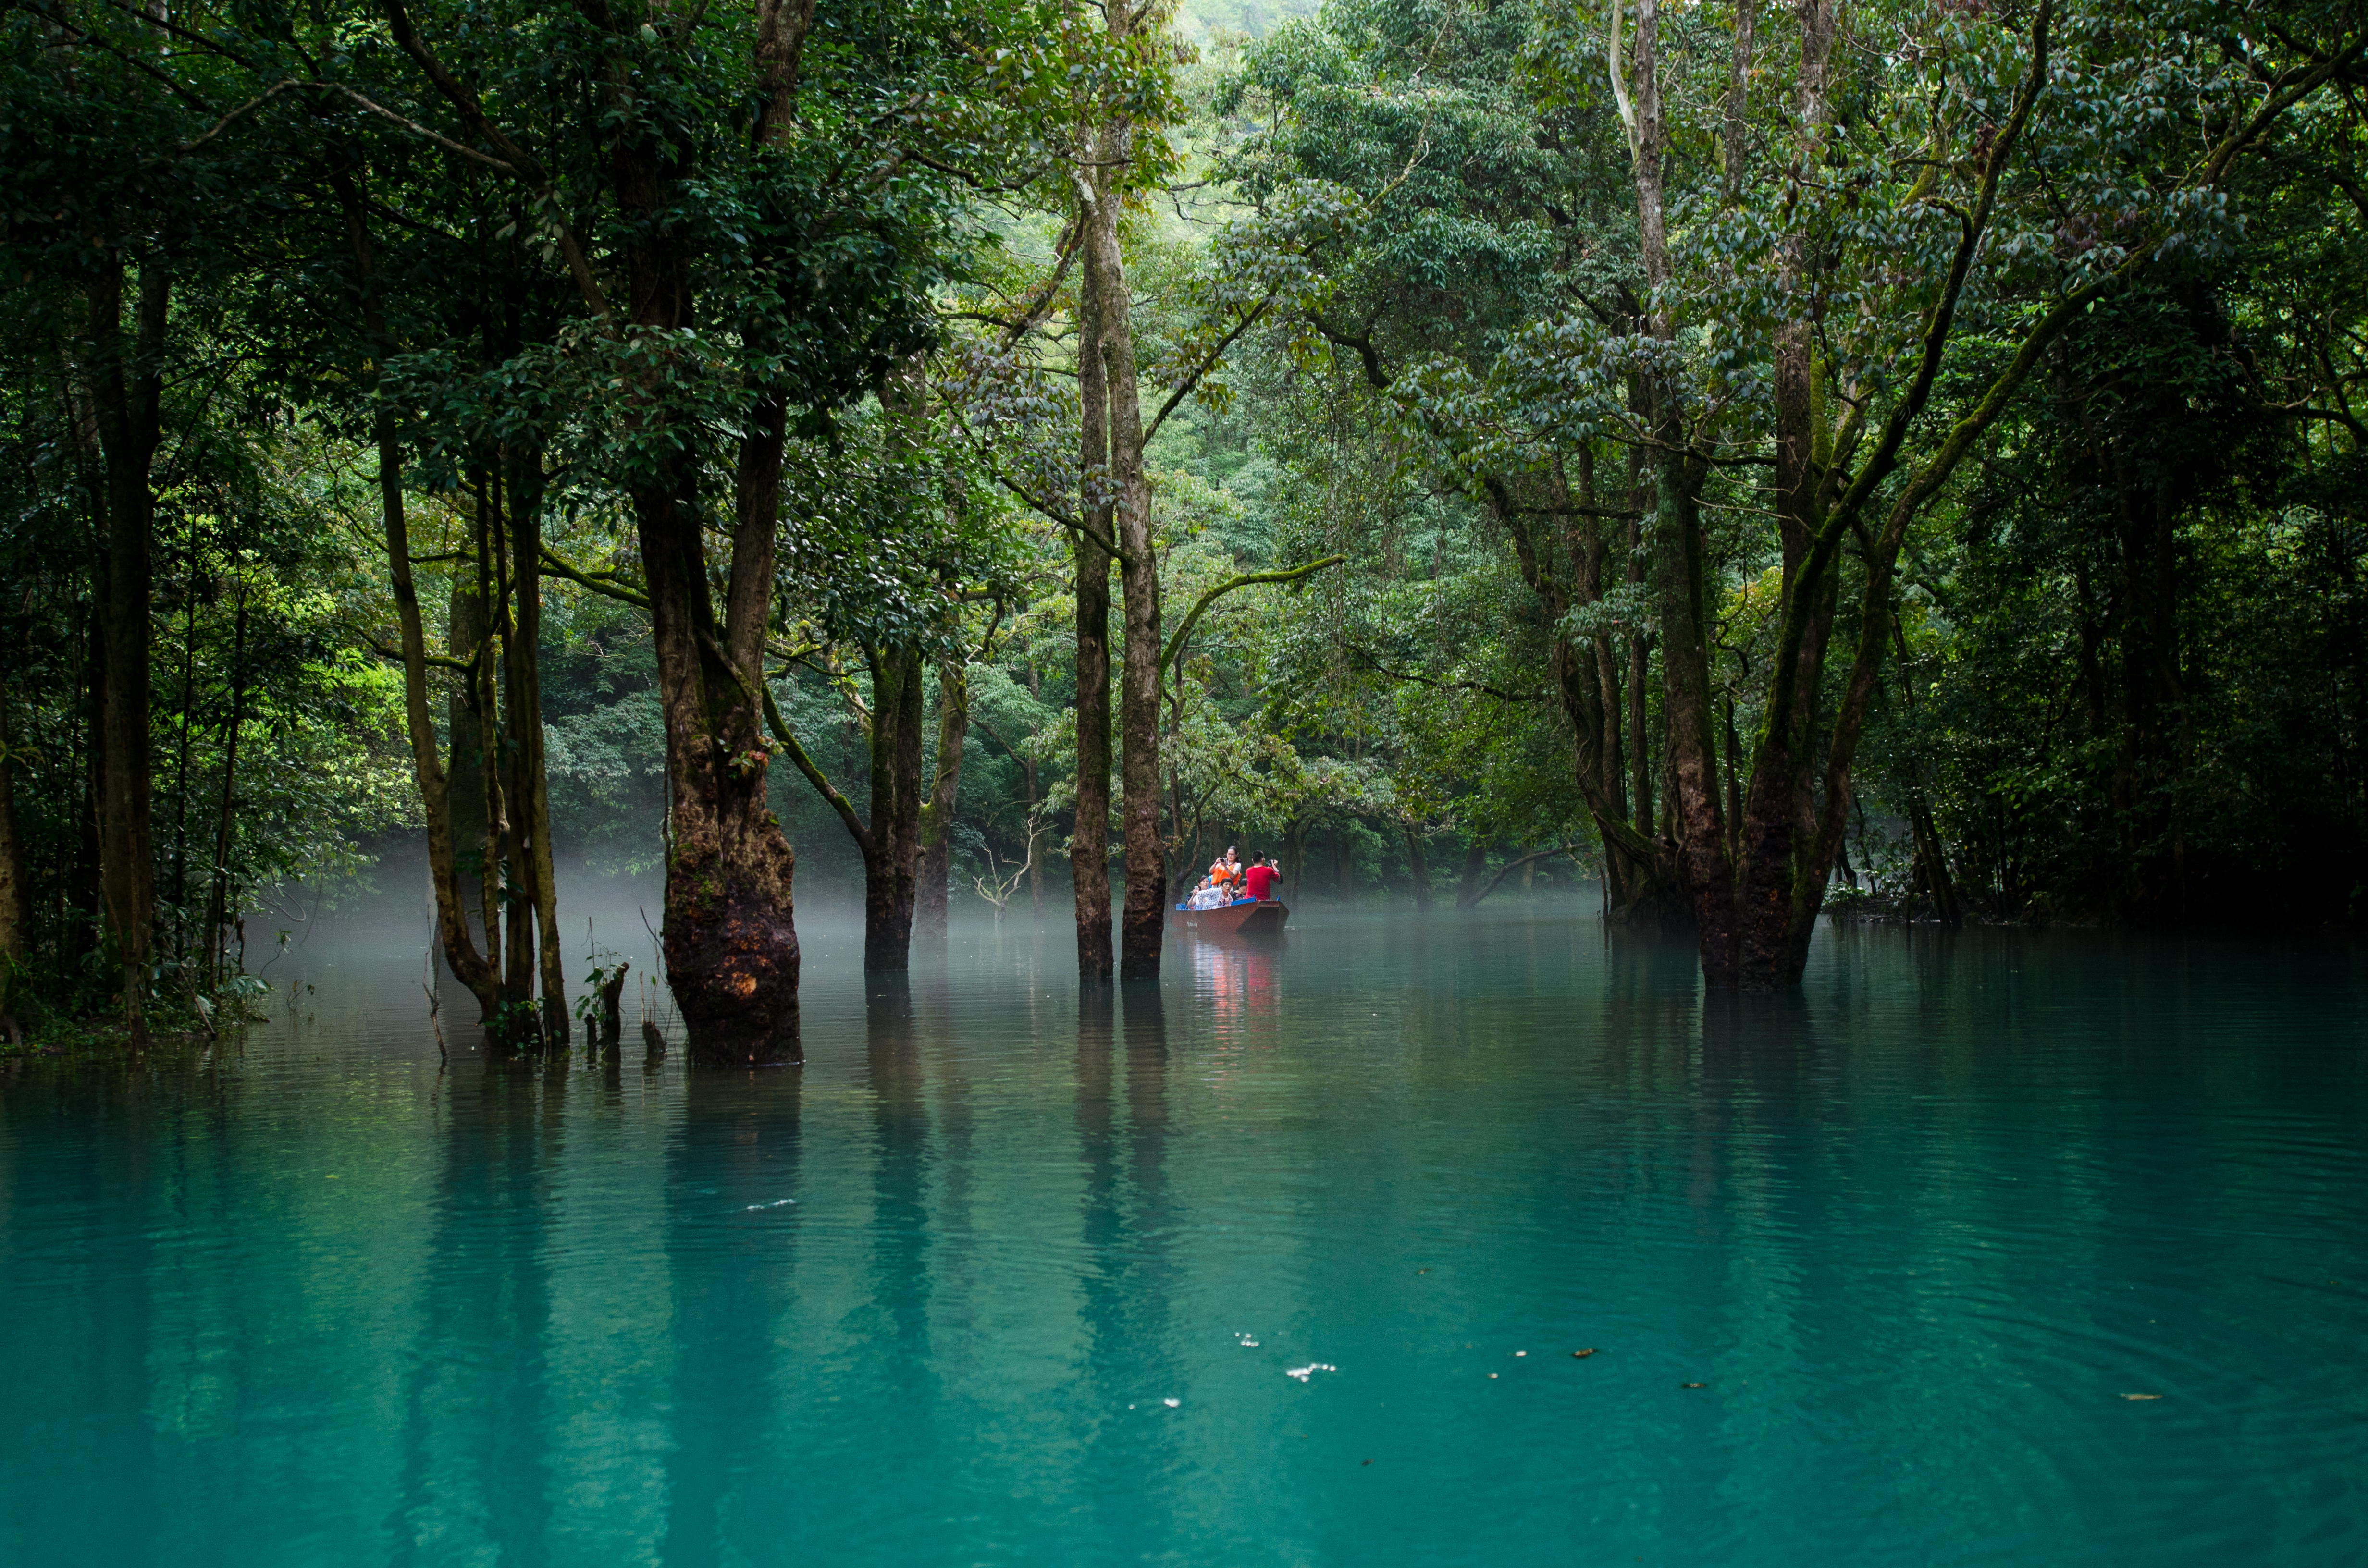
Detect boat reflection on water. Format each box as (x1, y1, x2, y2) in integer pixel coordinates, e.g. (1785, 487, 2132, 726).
(1185, 928, 1282, 1040)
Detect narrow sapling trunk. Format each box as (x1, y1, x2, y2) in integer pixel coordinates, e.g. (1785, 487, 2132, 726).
(445, 540, 489, 951)
(472, 472, 525, 1013)
(505, 454, 567, 1038)
(203, 581, 250, 992)
(339, 180, 504, 1022)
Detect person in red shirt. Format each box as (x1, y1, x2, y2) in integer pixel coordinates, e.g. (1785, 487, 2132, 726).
(1243, 856, 1280, 902)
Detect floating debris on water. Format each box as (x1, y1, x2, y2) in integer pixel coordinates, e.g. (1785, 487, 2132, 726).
(743, 1198, 796, 1211)
(1572, 1348, 1597, 1358)
(1163, 1397, 1181, 1408)
(1514, 1351, 1526, 1357)
(1284, 1364, 1336, 1383)
(1235, 1332, 1261, 1348)
(1681, 1382, 1706, 1389)
(2122, 1393, 2162, 1401)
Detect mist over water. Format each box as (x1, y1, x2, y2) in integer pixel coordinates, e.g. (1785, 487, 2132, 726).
(3, 897, 2365, 1565)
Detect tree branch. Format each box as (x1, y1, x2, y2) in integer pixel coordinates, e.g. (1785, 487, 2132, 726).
(1466, 843, 1580, 907)
(1144, 299, 1273, 445)
(377, 0, 615, 318)
(759, 680, 872, 854)
(1161, 555, 1346, 675)
(540, 544, 650, 608)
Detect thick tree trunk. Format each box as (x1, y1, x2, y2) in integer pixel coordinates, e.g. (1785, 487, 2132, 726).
(526, 1, 812, 1064)
(635, 460, 802, 1062)
(863, 647, 926, 969)
(1073, 189, 1116, 981)
(1084, 171, 1166, 980)
(83, 249, 168, 1038)
(1718, 0, 1842, 990)
(914, 659, 969, 940)
(1653, 450, 1740, 980)
(601, 148, 802, 1061)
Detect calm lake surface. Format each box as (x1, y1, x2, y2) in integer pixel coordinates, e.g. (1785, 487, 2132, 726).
(3, 902, 2365, 1566)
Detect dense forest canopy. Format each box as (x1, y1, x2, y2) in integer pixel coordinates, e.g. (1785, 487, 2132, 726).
(2, 0, 2362, 1052)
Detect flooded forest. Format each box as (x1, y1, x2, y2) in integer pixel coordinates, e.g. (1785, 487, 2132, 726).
(3, 0, 2366, 1058)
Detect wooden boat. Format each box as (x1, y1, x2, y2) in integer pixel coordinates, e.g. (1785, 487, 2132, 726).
(1172, 897, 1289, 938)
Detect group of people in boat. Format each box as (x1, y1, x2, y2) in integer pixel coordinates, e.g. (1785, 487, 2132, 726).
(1182, 847, 1281, 911)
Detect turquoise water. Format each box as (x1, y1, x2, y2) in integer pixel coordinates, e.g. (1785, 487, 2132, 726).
(2, 906, 2365, 1566)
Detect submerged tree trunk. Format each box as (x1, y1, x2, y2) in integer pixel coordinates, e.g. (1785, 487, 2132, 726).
(1488, 455, 1685, 930)
(338, 177, 507, 1026)
(203, 581, 250, 992)
(603, 156, 802, 1060)
(1025, 668, 1045, 919)
(1073, 184, 1116, 982)
(1454, 836, 1489, 909)
(862, 646, 926, 969)
(632, 392, 802, 1060)
(914, 659, 969, 941)
(0, 691, 27, 1035)
(445, 535, 490, 955)
(1083, 150, 1166, 980)
(1404, 824, 1431, 909)
(82, 247, 169, 1040)
(1615, 0, 2061, 989)
(505, 454, 567, 1038)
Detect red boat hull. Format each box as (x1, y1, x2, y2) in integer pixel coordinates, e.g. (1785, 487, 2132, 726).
(1171, 898, 1289, 938)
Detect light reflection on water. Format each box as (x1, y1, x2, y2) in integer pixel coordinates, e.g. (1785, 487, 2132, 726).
(2, 902, 2365, 1566)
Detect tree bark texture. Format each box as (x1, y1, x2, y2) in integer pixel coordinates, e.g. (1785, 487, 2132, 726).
(1073, 184, 1116, 981)
(337, 176, 524, 1030)
(1623, 0, 2063, 989)
(82, 248, 168, 1038)
(863, 646, 926, 969)
(374, 423, 504, 1021)
(1482, 468, 1682, 926)
(602, 130, 801, 1064)
(1083, 159, 1166, 980)
(202, 581, 249, 991)
(504, 456, 568, 1037)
